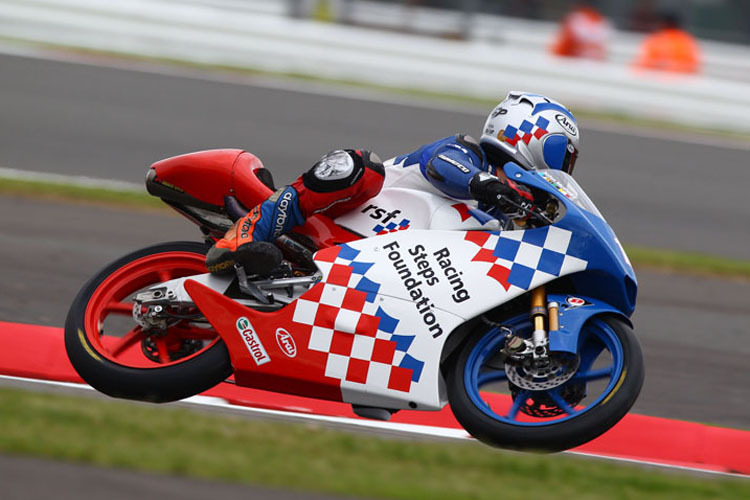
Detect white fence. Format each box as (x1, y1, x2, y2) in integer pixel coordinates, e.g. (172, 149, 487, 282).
(1, 0, 749, 132)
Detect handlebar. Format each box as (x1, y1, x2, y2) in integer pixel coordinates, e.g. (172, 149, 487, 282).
(497, 195, 554, 226)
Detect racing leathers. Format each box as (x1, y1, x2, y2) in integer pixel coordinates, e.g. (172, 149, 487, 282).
(205, 135, 530, 276)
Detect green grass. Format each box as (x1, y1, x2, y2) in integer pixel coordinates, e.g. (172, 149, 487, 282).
(0, 387, 746, 499)
(0, 177, 166, 212)
(626, 246, 750, 278)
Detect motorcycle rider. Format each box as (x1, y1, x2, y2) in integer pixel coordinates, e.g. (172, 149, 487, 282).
(205, 91, 580, 276)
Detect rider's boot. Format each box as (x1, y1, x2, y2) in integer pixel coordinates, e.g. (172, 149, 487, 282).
(205, 186, 304, 276)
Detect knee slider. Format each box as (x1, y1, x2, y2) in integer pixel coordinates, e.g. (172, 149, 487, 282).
(302, 149, 383, 193)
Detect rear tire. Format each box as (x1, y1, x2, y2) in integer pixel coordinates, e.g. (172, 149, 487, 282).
(64, 241, 232, 403)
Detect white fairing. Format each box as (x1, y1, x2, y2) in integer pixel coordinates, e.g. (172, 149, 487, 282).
(310, 225, 588, 410)
(334, 187, 501, 236)
(151, 169, 588, 411)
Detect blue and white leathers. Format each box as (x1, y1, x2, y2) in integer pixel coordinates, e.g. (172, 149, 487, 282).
(390, 135, 489, 199)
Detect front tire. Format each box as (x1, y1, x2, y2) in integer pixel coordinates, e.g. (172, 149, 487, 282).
(64, 241, 233, 403)
(447, 315, 644, 452)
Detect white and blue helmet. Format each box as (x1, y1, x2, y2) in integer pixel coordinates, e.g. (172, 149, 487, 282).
(480, 91, 580, 174)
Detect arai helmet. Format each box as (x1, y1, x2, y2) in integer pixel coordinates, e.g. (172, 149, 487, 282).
(480, 91, 580, 174)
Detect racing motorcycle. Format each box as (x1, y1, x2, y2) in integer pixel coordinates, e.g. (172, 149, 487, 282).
(65, 149, 644, 452)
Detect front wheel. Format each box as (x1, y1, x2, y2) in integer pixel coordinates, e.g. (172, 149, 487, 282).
(447, 315, 644, 452)
(65, 241, 233, 403)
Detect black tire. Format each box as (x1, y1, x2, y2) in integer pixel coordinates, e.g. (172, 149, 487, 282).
(447, 315, 644, 452)
(64, 241, 232, 403)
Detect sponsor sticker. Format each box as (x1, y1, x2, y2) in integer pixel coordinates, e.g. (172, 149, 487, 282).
(566, 296, 590, 308)
(437, 154, 471, 174)
(236, 317, 271, 365)
(273, 190, 295, 237)
(555, 113, 578, 136)
(491, 107, 508, 117)
(275, 328, 297, 358)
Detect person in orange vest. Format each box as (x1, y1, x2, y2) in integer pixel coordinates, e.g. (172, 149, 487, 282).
(632, 12, 701, 74)
(551, 1, 611, 60)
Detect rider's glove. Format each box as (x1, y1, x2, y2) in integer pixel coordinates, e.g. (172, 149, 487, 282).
(469, 172, 530, 211)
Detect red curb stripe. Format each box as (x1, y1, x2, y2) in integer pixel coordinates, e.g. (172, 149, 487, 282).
(1, 321, 747, 475)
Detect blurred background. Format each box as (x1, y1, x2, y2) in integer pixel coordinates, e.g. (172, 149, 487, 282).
(2, 0, 749, 129)
(292, 0, 750, 44)
(1, 1, 749, 497)
(1, 0, 749, 422)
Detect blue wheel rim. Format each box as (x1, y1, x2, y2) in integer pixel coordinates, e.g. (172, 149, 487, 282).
(463, 316, 624, 427)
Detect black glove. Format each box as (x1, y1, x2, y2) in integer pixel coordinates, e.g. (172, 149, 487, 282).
(469, 172, 525, 210)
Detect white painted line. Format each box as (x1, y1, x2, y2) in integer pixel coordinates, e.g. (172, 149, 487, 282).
(566, 450, 749, 479)
(0, 166, 142, 192)
(0, 374, 470, 440)
(185, 394, 473, 441)
(1, 374, 746, 478)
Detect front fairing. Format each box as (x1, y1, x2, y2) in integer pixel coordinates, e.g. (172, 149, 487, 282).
(504, 163, 637, 316)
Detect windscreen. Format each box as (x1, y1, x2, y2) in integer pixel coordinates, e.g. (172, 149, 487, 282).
(534, 169, 603, 219)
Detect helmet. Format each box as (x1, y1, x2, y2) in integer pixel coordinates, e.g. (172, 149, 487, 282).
(480, 91, 580, 174)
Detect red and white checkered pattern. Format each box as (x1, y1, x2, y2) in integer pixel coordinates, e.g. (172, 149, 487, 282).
(290, 249, 416, 393)
(312, 246, 369, 290)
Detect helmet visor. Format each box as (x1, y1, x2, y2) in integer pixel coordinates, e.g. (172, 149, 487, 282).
(542, 135, 578, 174)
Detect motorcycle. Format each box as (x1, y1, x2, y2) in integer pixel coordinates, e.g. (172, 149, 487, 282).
(65, 148, 644, 452)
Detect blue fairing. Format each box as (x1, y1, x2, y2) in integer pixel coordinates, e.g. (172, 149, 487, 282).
(546, 293, 631, 354)
(502, 162, 637, 319)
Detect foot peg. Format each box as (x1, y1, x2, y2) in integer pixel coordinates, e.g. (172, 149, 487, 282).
(235, 264, 274, 304)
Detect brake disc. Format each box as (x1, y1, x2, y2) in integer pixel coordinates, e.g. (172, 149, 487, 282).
(504, 353, 580, 391)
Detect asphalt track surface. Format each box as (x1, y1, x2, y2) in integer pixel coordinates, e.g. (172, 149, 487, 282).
(1, 52, 750, 259)
(0, 52, 749, 496)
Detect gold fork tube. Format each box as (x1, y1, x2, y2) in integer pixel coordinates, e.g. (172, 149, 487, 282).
(530, 286, 547, 332)
(548, 301, 560, 331)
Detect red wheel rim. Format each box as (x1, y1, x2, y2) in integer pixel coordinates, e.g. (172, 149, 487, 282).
(83, 251, 220, 368)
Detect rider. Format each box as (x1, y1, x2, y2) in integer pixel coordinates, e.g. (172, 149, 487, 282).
(205, 91, 580, 276)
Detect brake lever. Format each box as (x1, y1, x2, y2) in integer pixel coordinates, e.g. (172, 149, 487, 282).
(500, 197, 552, 225)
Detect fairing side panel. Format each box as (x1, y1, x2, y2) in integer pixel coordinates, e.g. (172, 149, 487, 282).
(185, 276, 463, 410)
(304, 228, 591, 409)
(185, 227, 590, 411)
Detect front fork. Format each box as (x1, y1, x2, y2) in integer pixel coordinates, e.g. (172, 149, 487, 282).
(529, 286, 559, 361)
(502, 286, 559, 361)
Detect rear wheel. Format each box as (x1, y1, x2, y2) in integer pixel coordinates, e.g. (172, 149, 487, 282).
(447, 315, 644, 452)
(64, 241, 232, 402)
